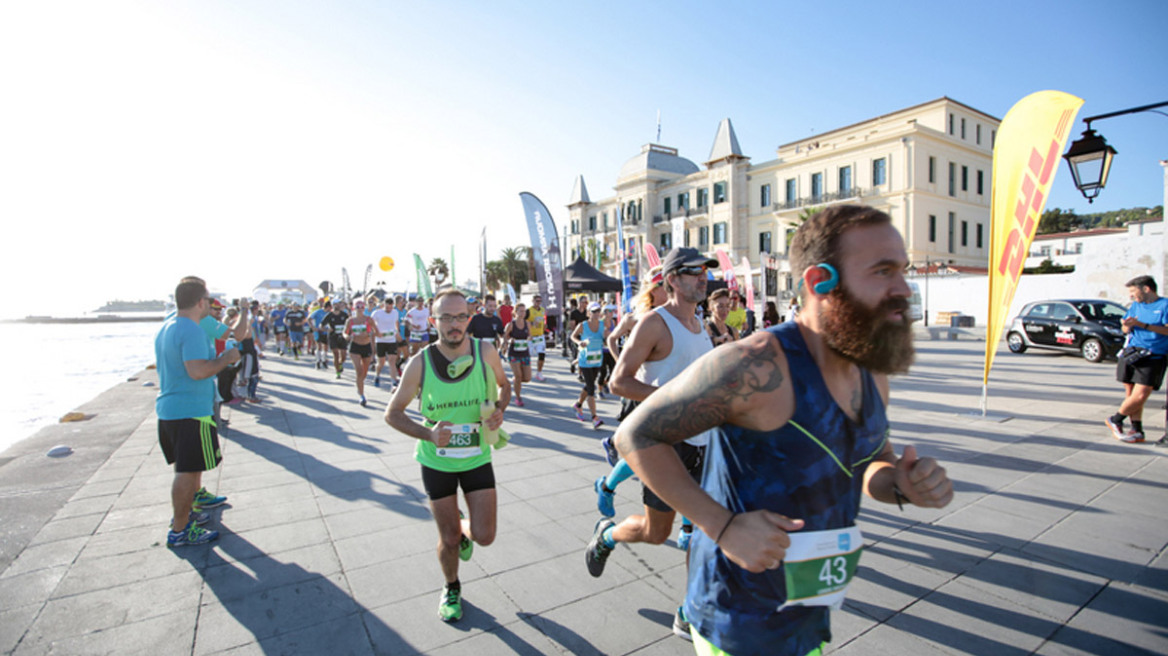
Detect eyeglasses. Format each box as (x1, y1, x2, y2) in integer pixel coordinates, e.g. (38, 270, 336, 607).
(675, 266, 706, 277)
(436, 313, 470, 323)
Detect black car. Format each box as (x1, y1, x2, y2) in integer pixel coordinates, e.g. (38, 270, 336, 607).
(1006, 299, 1127, 363)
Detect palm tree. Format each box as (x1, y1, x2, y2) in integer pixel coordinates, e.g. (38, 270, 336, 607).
(428, 257, 450, 289)
(498, 247, 529, 292)
(484, 260, 507, 294)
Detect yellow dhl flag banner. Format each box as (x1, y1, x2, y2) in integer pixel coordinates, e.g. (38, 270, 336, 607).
(984, 90, 1083, 387)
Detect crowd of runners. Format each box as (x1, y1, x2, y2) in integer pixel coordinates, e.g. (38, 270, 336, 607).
(153, 205, 974, 655)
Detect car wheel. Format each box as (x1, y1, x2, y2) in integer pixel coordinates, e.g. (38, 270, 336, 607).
(1081, 338, 1104, 363)
(1007, 332, 1027, 353)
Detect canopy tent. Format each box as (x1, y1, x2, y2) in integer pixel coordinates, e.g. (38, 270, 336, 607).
(563, 256, 623, 292)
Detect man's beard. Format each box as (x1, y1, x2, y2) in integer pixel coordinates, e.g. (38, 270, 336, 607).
(820, 286, 914, 374)
(440, 330, 465, 350)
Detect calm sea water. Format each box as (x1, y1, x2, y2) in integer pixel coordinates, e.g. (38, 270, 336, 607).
(0, 321, 160, 455)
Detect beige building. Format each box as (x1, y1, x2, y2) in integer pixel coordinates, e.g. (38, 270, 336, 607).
(566, 97, 999, 301)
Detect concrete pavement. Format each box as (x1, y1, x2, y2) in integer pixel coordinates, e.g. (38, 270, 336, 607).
(1, 333, 1166, 655)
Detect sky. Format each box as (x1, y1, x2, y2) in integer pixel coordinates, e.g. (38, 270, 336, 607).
(1, 0, 1165, 319)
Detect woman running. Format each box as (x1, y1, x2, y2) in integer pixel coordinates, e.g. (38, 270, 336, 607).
(501, 301, 532, 407)
(571, 301, 609, 430)
(344, 299, 381, 407)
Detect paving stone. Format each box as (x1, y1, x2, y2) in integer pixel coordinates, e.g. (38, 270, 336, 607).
(1, 537, 87, 578)
(14, 609, 195, 656)
(0, 605, 41, 654)
(26, 513, 105, 547)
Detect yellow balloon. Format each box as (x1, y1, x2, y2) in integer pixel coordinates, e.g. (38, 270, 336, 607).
(379, 256, 395, 272)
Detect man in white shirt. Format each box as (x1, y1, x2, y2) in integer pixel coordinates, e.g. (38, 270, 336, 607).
(371, 297, 401, 388)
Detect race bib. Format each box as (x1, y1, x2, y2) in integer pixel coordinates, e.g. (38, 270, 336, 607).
(779, 526, 862, 611)
(512, 339, 529, 352)
(582, 348, 602, 366)
(531, 335, 545, 346)
(434, 423, 483, 459)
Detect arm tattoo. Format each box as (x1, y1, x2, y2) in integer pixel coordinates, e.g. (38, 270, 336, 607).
(625, 336, 784, 451)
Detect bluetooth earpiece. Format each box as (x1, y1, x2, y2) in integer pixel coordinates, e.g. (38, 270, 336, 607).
(812, 263, 839, 295)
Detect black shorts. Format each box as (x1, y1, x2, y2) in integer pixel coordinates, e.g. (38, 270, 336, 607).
(1117, 355, 1168, 391)
(350, 342, 372, 358)
(643, 442, 704, 513)
(316, 331, 328, 343)
(329, 334, 348, 350)
(420, 462, 496, 501)
(274, 326, 287, 335)
(158, 418, 222, 473)
(376, 342, 399, 358)
(617, 397, 640, 422)
(581, 366, 601, 396)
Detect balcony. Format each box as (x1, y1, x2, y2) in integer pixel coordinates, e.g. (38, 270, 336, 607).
(774, 186, 867, 211)
(654, 206, 709, 224)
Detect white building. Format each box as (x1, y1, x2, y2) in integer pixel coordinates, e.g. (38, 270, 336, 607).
(566, 97, 999, 301)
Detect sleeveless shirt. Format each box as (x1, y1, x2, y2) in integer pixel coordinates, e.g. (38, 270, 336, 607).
(641, 306, 715, 447)
(415, 339, 492, 472)
(685, 322, 889, 656)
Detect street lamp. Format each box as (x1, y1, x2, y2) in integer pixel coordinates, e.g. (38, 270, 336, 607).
(1062, 100, 1168, 203)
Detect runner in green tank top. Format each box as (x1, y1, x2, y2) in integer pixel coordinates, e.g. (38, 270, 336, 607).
(385, 289, 511, 623)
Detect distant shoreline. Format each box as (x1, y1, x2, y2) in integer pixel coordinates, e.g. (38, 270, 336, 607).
(2, 315, 165, 325)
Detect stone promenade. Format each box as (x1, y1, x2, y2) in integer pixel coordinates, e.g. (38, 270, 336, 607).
(1, 334, 1165, 655)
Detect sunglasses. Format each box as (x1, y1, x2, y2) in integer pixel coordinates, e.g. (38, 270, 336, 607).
(675, 266, 706, 276)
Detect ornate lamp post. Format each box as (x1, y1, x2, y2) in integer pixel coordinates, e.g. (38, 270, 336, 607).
(1062, 100, 1168, 203)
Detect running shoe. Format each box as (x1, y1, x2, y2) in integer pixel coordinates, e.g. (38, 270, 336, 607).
(360, 395, 367, 407)
(167, 520, 219, 547)
(246, 397, 263, 403)
(677, 524, 693, 551)
(1105, 416, 1127, 440)
(1154, 435, 1168, 448)
(438, 585, 462, 622)
(592, 416, 604, 430)
(573, 403, 586, 421)
(600, 436, 619, 467)
(596, 389, 605, 400)
(374, 376, 381, 387)
(192, 487, 227, 510)
(1121, 429, 1145, 444)
(595, 476, 615, 518)
(513, 397, 525, 408)
(535, 371, 545, 382)
(673, 606, 692, 641)
(169, 511, 210, 528)
(336, 371, 342, 380)
(585, 518, 615, 577)
(225, 397, 244, 406)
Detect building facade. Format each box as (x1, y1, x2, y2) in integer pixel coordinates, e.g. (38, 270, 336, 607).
(565, 97, 999, 303)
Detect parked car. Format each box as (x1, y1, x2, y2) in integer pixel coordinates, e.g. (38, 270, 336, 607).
(1006, 299, 1127, 363)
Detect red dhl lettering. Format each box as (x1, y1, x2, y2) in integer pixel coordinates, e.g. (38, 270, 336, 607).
(999, 137, 1062, 280)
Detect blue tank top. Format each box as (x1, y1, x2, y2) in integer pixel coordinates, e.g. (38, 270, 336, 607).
(685, 322, 889, 656)
(578, 321, 605, 369)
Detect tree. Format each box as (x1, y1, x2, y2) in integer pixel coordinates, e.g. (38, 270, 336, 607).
(484, 260, 506, 294)
(1038, 208, 1080, 235)
(428, 257, 450, 289)
(498, 247, 530, 293)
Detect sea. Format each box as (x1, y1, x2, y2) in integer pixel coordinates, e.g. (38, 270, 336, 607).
(0, 320, 161, 455)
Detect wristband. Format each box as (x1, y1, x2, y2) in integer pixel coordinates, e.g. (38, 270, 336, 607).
(715, 513, 737, 544)
(892, 484, 908, 511)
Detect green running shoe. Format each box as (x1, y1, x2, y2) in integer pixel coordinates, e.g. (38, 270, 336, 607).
(438, 585, 462, 622)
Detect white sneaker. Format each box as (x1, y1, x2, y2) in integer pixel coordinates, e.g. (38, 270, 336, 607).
(1121, 429, 1145, 444)
(535, 372, 545, 382)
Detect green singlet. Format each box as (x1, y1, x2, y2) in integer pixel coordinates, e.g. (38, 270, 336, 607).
(415, 340, 492, 473)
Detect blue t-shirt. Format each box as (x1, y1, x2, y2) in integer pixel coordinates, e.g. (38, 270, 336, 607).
(1124, 297, 1168, 354)
(200, 315, 228, 345)
(270, 308, 287, 329)
(155, 316, 215, 420)
(686, 322, 889, 656)
(310, 309, 327, 332)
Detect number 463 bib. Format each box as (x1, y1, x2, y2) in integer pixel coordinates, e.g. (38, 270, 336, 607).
(779, 526, 862, 611)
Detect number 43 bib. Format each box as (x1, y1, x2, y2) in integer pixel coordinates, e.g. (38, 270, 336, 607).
(779, 526, 862, 611)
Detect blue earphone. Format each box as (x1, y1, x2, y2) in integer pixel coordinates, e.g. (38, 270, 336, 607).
(812, 263, 839, 295)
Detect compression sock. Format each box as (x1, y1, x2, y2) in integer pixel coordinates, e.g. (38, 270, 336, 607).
(601, 525, 616, 549)
(1132, 420, 1143, 434)
(605, 459, 635, 491)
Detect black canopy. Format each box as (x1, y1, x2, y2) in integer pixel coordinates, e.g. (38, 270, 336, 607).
(563, 257, 623, 292)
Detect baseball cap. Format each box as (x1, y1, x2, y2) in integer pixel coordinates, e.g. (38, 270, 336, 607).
(209, 298, 225, 309)
(587, 302, 602, 312)
(662, 248, 718, 274)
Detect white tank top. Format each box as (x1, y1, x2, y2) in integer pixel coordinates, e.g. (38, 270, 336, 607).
(640, 306, 715, 446)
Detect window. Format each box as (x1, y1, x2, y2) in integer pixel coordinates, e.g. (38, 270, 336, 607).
(961, 220, 968, 247)
(838, 166, 852, 193)
(948, 162, 956, 197)
(928, 156, 936, 183)
(976, 223, 983, 248)
(759, 231, 772, 254)
(1072, 242, 1083, 255)
(664, 197, 671, 217)
(976, 124, 982, 145)
(1039, 245, 1051, 257)
(713, 182, 727, 203)
(571, 219, 579, 235)
(948, 113, 955, 135)
(991, 129, 996, 147)
(760, 184, 771, 208)
(962, 165, 968, 192)
(786, 178, 797, 202)
(961, 118, 966, 139)
(678, 192, 689, 210)
(684, 228, 691, 248)
(872, 158, 887, 186)
(977, 170, 984, 195)
(602, 212, 608, 230)
(811, 173, 823, 200)
(660, 233, 672, 250)
(698, 226, 709, 247)
(713, 222, 727, 244)
(697, 188, 709, 208)
(588, 215, 596, 231)
(947, 212, 955, 254)
(929, 215, 936, 242)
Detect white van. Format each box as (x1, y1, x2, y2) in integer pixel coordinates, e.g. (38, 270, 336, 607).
(908, 282, 923, 322)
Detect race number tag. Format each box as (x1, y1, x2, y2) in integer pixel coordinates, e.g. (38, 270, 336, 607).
(435, 423, 483, 459)
(531, 335, 545, 346)
(582, 348, 602, 366)
(512, 339, 529, 352)
(779, 526, 862, 611)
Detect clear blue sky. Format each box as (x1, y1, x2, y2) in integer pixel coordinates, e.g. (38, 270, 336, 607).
(1, 0, 1164, 317)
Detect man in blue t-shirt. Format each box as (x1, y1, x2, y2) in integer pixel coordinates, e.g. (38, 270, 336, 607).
(269, 304, 288, 355)
(155, 278, 240, 547)
(1106, 275, 1168, 445)
(611, 206, 953, 655)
